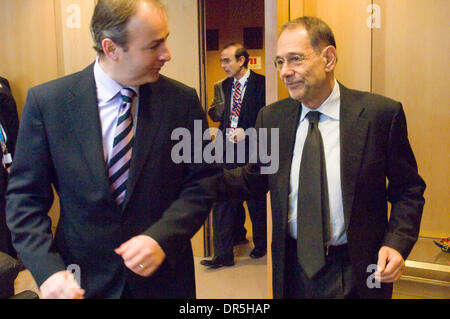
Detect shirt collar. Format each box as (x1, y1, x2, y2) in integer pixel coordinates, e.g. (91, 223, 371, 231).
(300, 78, 340, 122)
(234, 69, 251, 86)
(94, 57, 139, 105)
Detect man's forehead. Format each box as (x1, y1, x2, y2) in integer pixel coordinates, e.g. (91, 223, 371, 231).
(221, 49, 235, 59)
(277, 28, 313, 52)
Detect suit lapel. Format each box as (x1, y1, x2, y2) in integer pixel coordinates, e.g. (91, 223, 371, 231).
(339, 83, 369, 230)
(65, 64, 115, 206)
(122, 81, 164, 210)
(239, 70, 254, 112)
(277, 98, 302, 223)
(222, 78, 232, 126)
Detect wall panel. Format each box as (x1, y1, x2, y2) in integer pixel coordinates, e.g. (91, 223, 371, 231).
(160, 0, 200, 94)
(372, 0, 450, 237)
(0, 0, 59, 115)
(54, 0, 97, 76)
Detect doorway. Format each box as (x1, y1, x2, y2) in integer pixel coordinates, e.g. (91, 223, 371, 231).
(199, 0, 266, 257)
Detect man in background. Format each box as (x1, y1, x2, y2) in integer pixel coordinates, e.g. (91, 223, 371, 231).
(202, 43, 267, 269)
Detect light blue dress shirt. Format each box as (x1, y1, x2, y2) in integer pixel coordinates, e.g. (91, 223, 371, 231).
(93, 58, 139, 163)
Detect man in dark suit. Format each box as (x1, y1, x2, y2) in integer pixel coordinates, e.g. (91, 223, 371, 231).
(0, 77, 19, 258)
(201, 43, 267, 268)
(6, 0, 220, 299)
(219, 16, 425, 298)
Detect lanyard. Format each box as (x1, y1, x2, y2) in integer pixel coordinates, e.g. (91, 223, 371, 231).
(0, 123, 6, 147)
(0, 123, 11, 167)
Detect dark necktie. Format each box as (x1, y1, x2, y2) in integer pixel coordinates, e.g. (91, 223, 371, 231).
(297, 111, 330, 278)
(108, 87, 136, 207)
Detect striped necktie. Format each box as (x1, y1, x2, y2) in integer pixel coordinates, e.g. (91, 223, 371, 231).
(230, 81, 242, 119)
(108, 87, 136, 207)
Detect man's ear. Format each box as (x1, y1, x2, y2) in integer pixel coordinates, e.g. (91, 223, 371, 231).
(322, 45, 337, 72)
(102, 38, 120, 62)
(237, 55, 246, 67)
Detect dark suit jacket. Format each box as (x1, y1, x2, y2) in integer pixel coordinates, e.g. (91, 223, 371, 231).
(218, 70, 265, 168)
(0, 77, 11, 91)
(220, 82, 426, 298)
(0, 77, 19, 163)
(0, 77, 19, 257)
(6, 64, 221, 298)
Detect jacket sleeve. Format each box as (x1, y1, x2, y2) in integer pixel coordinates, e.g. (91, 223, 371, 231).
(382, 103, 426, 259)
(143, 88, 222, 258)
(216, 107, 270, 201)
(6, 88, 66, 287)
(207, 81, 225, 122)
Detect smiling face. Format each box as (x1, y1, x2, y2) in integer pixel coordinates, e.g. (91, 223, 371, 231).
(110, 1, 171, 86)
(276, 26, 336, 108)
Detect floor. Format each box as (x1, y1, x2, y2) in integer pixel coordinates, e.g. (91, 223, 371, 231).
(195, 241, 268, 299)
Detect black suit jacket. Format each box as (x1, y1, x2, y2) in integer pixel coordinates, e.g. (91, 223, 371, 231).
(220, 82, 426, 298)
(6, 64, 221, 298)
(0, 77, 11, 90)
(0, 77, 19, 163)
(218, 70, 265, 168)
(0, 77, 19, 257)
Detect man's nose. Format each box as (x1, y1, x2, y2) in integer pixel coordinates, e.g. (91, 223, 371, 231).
(159, 42, 171, 62)
(279, 60, 293, 79)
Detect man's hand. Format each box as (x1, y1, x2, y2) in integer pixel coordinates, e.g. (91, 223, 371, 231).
(228, 127, 246, 144)
(40, 270, 85, 299)
(115, 235, 166, 277)
(375, 246, 405, 283)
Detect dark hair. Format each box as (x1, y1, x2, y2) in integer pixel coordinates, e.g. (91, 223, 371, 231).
(223, 43, 250, 68)
(90, 0, 165, 54)
(281, 16, 336, 52)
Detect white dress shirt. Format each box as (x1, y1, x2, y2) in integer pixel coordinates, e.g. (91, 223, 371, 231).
(288, 79, 347, 246)
(93, 59, 139, 163)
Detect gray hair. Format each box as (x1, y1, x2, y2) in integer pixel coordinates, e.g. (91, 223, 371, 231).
(281, 16, 336, 52)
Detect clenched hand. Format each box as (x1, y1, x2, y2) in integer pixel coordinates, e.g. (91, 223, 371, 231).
(115, 235, 166, 277)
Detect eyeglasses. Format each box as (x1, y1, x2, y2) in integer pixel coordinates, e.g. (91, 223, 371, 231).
(220, 58, 232, 64)
(273, 54, 305, 71)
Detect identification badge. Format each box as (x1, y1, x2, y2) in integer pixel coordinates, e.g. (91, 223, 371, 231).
(230, 116, 239, 129)
(4, 153, 12, 165)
